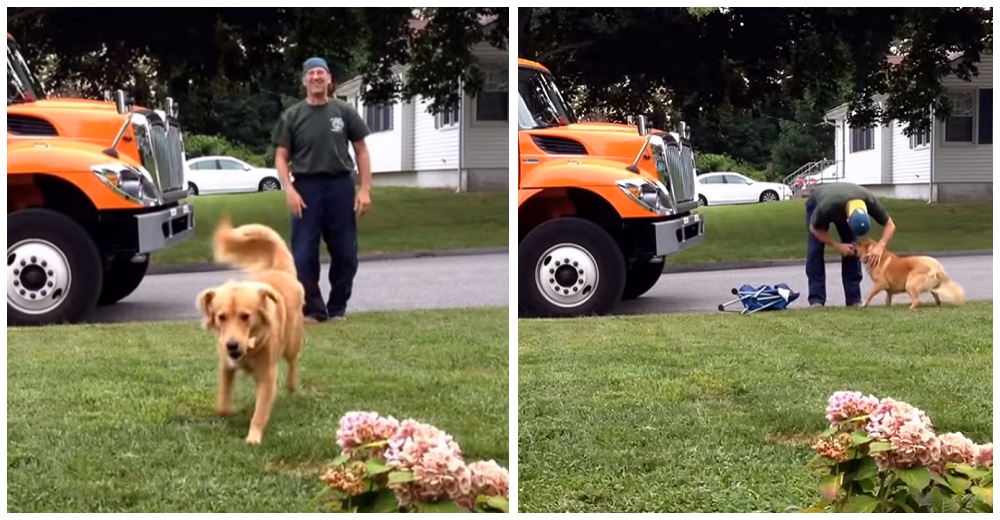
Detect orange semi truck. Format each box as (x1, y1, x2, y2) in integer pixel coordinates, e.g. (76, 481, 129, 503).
(7, 34, 195, 326)
(518, 58, 705, 317)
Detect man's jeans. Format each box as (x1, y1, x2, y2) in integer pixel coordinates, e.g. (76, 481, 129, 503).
(805, 197, 862, 306)
(289, 174, 359, 320)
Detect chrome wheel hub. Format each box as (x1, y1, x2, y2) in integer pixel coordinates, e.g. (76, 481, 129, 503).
(535, 243, 599, 308)
(7, 239, 72, 315)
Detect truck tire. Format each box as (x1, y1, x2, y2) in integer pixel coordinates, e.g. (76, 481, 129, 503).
(98, 255, 150, 305)
(519, 217, 626, 318)
(621, 259, 665, 300)
(7, 209, 104, 326)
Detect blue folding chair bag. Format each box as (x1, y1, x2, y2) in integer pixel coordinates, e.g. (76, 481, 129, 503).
(718, 283, 800, 314)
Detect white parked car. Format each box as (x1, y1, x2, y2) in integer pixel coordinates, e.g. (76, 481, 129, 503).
(695, 171, 792, 206)
(184, 155, 283, 196)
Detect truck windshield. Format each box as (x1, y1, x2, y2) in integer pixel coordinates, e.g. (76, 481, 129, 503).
(518, 66, 577, 129)
(7, 38, 46, 103)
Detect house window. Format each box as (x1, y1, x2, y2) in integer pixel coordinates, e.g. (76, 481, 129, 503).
(435, 105, 460, 129)
(978, 88, 992, 145)
(944, 91, 974, 143)
(909, 129, 930, 149)
(476, 63, 507, 122)
(365, 103, 394, 133)
(849, 125, 875, 153)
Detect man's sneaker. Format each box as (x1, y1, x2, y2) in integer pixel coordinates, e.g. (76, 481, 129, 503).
(810, 303, 824, 308)
(304, 314, 328, 324)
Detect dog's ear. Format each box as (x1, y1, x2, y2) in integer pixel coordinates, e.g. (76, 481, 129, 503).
(195, 288, 217, 329)
(256, 286, 283, 324)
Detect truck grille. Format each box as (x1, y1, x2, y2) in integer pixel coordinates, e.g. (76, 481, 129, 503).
(663, 143, 697, 204)
(134, 112, 186, 201)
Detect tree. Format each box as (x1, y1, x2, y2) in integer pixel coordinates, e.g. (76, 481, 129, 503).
(8, 7, 508, 141)
(520, 7, 991, 136)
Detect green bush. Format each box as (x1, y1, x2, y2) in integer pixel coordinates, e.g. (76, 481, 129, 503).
(695, 152, 768, 181)
(183, 134, 269, 167)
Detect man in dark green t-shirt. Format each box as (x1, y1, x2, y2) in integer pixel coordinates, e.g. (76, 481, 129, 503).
(272, 57, 372, 323)
(805, 182, 896, 308)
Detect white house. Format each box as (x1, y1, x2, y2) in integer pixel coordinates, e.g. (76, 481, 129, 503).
(334, 18, 508, 192)
(822, 52, 992, 203)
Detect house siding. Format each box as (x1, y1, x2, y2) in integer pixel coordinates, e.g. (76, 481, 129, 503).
(936, 53, 992, 184)
(823, 55, 991, 202)
(890, 122, 930, 185)
(358, 99, 403, 173)
(326, 30, 507, 192)
(842, 119, 883, 185)
(413, 96, 460, 173)
(463, 39, 509, 190)
(336, 69, 407, 174)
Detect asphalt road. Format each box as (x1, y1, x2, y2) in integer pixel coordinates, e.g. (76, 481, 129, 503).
(616, 254, 993, 315)
(89, 253, 510, 324)
(90, 253, 990, 323)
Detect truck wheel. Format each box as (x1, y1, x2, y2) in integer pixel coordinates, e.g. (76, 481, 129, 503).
(519, 217, 626, 318)
(621, 259, 665, 300)
(7, 209, 104, 326)
(98, 255, 150, 305)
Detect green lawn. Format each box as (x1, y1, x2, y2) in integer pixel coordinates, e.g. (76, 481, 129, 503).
(517, 301, 994, 513)
(152, 187, 509, 265)
(7, 307, 510, 513)
(670, 198, 993, 265)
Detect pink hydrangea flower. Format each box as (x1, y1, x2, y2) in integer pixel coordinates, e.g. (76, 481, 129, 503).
(385, 419, 463, 468)
(826, 391, 880, 430)
(456, 459, 510, 510)
(938, 432, 978, 466)
(974, 443, 993, 468)
(397, 444, 472, 506)
(469, 459, 510, 498)
(384, 419, 468, 507)
(865, 398, 939, 472)
(336, 411, 401, 458)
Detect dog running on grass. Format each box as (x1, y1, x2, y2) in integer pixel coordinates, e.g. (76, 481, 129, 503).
(195, 216, 305, 444)
(854, 238, 966, 310)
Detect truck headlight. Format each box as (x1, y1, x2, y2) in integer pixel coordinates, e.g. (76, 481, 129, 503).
(617, 178, 672, 215)
(91, 163, 162, 206)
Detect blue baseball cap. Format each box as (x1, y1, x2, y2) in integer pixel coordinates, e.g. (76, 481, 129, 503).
(302, 57, 329, 74)
(848, 207, 871, 236)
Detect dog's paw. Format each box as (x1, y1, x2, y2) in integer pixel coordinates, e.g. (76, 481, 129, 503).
(217, 406, 237, 417)
(245, 432, 263, 445)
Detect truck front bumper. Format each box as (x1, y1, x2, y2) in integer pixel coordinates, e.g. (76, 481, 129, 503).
(652, 212, 705, 256)
(134, 202, 195, 254)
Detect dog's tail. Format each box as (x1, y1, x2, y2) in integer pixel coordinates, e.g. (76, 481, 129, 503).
(212, 215, 296, 276)
(932, 266, 966, 305)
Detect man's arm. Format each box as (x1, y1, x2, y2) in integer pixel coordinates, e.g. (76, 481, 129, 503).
(352, 139, 372, 194)
(868, 197, 895, 247)
(271, 113, 295, 189)
(275, 146, 294, 189)
(878, 217, 896, 247)
(344, 104, 372, 193)
(809, 224, 837, 247)
(810, 212, 854, 256)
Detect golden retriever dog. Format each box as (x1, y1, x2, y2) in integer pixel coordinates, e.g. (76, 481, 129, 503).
(195, 216, 305, 444)
(854, 238, 966, 310)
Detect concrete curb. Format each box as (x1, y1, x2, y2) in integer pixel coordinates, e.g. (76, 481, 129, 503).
(661, 249, 993, 274)
(147, 246, 510, 275)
